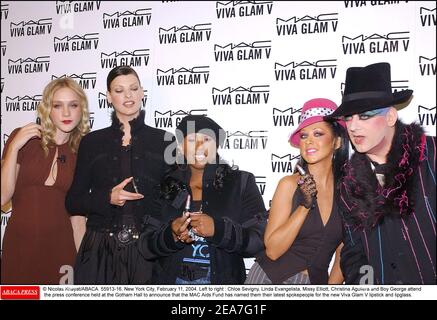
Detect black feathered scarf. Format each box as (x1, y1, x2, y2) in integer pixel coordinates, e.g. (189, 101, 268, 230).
(340, 121, 426, 230)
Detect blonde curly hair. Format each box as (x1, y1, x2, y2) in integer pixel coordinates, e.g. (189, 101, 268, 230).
(37, 78, 90, 156)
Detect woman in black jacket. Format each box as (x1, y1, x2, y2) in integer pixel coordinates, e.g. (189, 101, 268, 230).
(139, 115, 267, 284)
(65, 66, 174, 284)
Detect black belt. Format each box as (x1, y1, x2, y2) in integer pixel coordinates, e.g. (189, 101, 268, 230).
(91, 225, 140, 246)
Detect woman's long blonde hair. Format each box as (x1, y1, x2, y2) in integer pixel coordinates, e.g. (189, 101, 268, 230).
(37, 78, 90, 156)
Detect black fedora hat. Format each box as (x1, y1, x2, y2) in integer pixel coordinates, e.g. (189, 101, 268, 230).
(329, 62, 413, 118)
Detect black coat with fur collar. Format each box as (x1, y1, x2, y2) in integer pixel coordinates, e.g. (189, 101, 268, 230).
(339, 122, 436, 284)
(138, 163, 268, 284)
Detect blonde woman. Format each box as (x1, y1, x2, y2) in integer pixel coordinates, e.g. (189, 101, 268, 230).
(1, 78, 90, 284)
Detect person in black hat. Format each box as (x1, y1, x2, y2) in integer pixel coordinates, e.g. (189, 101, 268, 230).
(138, 115, 267, 284)
(328, 62, 436, 284)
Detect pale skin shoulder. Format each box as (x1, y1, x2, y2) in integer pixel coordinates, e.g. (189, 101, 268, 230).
(264, 174, 310, 261)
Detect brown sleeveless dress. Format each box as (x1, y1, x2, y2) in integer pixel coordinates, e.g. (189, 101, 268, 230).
(1, 129, 77, 284)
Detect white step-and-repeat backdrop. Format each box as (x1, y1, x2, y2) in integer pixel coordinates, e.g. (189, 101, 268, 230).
(1, 1, 436, 268)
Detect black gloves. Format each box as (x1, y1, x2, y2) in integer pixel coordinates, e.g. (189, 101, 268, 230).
(297, 174, 317, 209)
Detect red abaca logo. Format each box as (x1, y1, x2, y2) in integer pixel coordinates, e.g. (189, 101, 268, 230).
(1, 286, 40, 300)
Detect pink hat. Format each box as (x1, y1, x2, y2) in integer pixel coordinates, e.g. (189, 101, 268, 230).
(289, 98, 345, 147)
